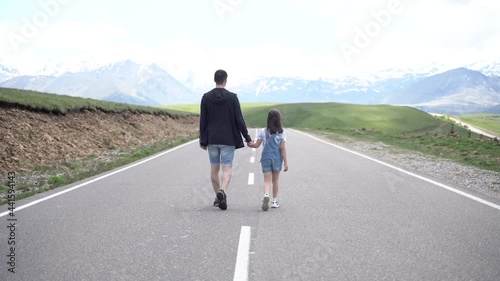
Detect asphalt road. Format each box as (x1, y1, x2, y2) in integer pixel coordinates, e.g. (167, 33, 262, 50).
(1, 129, 499, 281)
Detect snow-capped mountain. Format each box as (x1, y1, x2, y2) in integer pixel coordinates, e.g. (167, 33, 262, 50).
(386, 68, 500, 103)
(1, 58, 499, 113)
(0, 63, 20, 83)
(233, 66, 499, 114)
(384, 67, 500, 114)
(1, 60, 197, 105)
(485, 104, 500, 113)
(466, 59, 500, 77)
(235, 77, 336, 103)
(33, 59, 111, 77)
(235, 67, 439, 104)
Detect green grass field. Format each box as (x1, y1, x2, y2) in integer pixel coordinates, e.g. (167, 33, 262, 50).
(241, 102, 499, 172)
(243, 103, 442, 134)
(460, 114, 500, 136)
(161, 102, 278, 115)
(0, 87, 190, 118)
(165, 102, 443, 134)
(160, 104, 200, 113)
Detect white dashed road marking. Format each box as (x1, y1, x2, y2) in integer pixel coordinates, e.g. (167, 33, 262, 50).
(248, 173, 254, 185)
(233, 226, 251, 281)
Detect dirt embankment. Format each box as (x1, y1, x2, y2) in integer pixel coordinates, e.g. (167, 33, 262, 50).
(0, 108, 199, 174)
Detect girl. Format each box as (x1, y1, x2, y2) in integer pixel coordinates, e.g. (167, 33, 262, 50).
(249, 109, 288, 211)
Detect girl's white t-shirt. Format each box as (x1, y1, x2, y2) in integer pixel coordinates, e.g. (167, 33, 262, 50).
(257, 128, 286, 147)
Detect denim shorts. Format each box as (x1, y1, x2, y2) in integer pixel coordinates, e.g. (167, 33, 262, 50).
(208, 145, 236, 167)
(261, 158, 283, 173)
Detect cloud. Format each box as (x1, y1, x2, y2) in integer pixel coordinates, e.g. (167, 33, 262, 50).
(0, 20, 132, 71)
(3, 21, 128, 51)
(36, 21, 130, 50)
(330, 0, 500, 70)
(399, 0, 499, 47)
(1, 0, 499, 84)
(150, 36, 333, 86)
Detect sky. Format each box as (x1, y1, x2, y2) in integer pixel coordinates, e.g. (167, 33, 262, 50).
(1, 0, 499, 86)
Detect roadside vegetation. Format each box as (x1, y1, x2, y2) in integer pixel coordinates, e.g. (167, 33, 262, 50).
(0, 87, 194, 118)
(0, 135, 196, 205)
(0, 88, 197, 205)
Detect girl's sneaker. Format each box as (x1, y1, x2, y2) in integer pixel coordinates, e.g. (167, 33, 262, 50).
(262, 195, 270, 211)
(271, 201, 280, 208)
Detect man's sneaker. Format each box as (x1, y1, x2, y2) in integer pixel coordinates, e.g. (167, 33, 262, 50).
(213, 197, 219, 207)
(271, 201, 280, 208)
(262, 195, 270, 211)
(217, 190, 227, 210)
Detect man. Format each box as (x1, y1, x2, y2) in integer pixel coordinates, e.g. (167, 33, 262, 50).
(199, 69, 252, 210)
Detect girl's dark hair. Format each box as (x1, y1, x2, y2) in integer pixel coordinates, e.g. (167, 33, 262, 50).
(267, 109, 283, 134)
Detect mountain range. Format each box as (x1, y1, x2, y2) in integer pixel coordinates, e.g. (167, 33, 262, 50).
(387, 68, 500, 114)
(0, 60, 196, 106)
(1, 59, 499, 114)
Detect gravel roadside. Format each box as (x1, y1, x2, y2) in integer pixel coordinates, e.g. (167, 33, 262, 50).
(318, 132, 500, 202)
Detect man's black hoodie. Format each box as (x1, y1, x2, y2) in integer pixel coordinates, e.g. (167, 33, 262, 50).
(199, 88, 251, 149)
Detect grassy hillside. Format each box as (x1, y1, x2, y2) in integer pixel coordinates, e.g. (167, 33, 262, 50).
(165, 102, 441, 135)
(161, 102, 278, 115)
(244, 103, 443, 134)
(460, 114, 500, 136)
(166, 101, 471, 136)
(160, 104, 200, 113)
(0, 87, 192, 118)
(243, 103, 500, 172)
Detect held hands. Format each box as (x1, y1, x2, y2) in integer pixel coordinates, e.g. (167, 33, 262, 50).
(247, 139, 262, 148)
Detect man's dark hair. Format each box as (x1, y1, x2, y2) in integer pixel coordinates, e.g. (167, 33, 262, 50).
(267, 109, 284, 135)
(214, 69, 228, 85)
